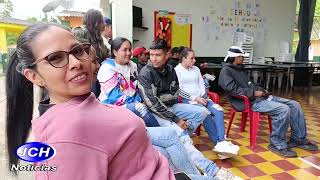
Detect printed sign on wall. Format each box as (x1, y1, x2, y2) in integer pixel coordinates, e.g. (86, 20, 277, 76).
(154, 11, 192, 49)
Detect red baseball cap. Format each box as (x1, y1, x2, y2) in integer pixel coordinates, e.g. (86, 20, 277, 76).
(133, 47, 149, 57)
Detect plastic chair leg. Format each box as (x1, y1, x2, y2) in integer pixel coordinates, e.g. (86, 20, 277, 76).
(227, 109, 236, 137)
(278, 73, 283, 89)
(250, 111, 260, 148)
(266, 72, 271, 90)
(290, 72, 294, 88)
(240, 112, 248, 132)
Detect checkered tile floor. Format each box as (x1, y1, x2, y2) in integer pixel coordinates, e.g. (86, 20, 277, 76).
(192, 87, 320, 179)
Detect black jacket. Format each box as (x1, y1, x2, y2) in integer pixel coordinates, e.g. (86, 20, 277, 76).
(137, 62, 147, 73)
(167, 58, 180, 68)
(138, 64, 180, 123)
(218, 63, 267, 111)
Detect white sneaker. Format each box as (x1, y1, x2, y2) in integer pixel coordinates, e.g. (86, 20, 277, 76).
(213, 141, 240, 157)
(227, 141, 239, 149)
(214, 167, 243, 180)
(217, 154, 230, 160)
(203, 73, 216, 81)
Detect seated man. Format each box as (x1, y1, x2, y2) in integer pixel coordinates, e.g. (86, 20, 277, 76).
(94, 41, 216, 179)
(133, 46, 150, 72)
(138, 39, 241, 179)
(218, 46, 318, 157)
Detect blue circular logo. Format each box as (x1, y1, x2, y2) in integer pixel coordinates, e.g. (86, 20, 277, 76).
(15, 142, 56, 162)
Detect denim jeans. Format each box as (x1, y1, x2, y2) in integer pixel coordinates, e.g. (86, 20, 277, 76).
(182, 99, 225, 144)
(126, 103, 160, 127)
(147, 127, 217, 180)
(204, 79, 210, 95)
(170, 103, 210, 136)
(204, 78, 211, 89)
(251, 96, 308, 150)
(153, 104, 219, 177)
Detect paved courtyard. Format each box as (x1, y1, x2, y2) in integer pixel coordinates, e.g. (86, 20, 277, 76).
(0, 74, 319, 179)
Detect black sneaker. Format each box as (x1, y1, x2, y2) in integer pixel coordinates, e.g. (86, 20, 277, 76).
(268, 144, 297, 157)
(287, 140, 319, 151)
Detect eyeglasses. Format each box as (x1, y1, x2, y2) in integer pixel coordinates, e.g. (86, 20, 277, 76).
(29, 43, 92, 68)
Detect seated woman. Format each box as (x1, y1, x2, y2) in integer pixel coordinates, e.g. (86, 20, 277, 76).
(71, 9, 109, 97)
(5, 23, 175, 179)
(97, 37, 159, 127)
(6, 23, 238, 180)
(97, 38, 241, 179)
(175, 47, 240, 159)
(90, 43, 201, 178)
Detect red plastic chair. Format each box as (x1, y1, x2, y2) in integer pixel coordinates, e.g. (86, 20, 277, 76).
(178, 91, 220, 136)
(226, 95, 272, 148)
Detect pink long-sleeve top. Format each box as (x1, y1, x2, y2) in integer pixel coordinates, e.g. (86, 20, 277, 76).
(32, 93, 175, 180)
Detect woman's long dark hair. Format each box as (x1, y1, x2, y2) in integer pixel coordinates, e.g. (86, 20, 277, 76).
(83, 9, 105, 58)
(110, 37, 131, 58)
(6, 23, 59, 168)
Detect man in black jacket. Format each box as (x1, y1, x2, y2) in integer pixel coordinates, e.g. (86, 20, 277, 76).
(138, 40, 207, 130)
(218, 46, 318, 157)
(138, 39, 237, 178)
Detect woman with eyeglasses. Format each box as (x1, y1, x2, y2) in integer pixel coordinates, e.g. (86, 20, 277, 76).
(5, 23, 174, 180)
(5, 24, 221, 180)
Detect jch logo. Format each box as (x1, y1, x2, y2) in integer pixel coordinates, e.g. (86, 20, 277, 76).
(15, 142, 56, 162)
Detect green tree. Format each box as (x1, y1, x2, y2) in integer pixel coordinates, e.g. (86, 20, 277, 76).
(27, 17, 38, 22)
(6, 32, 17, 46)
(0, 0, 14, 18)
(41, 13, 49, 22)
(41, 13, 61, 24)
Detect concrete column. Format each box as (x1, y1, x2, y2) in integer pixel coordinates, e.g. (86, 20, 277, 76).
(99, 0, 111, 17)
(110, 0, 132, 42)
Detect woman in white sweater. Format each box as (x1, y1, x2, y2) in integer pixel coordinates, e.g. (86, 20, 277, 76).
(174, 47, 239, 159)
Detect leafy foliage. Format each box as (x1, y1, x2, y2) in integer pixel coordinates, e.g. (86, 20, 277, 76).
(0, 0, 13, 17)
(27, 17, 38, 22)
(6, 32, 17, 46)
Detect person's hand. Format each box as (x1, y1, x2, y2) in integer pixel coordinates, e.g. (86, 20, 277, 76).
(195, 97, 208, 106)
(264, 90, 271, 97)
(254, 91, 266, 97)
(177, 119, 188, 130)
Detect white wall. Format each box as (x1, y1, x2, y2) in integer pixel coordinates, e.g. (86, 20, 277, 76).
(100, 0, 111, 17)
(133, 0, 296, 58)
(111, 0, 133, 42)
